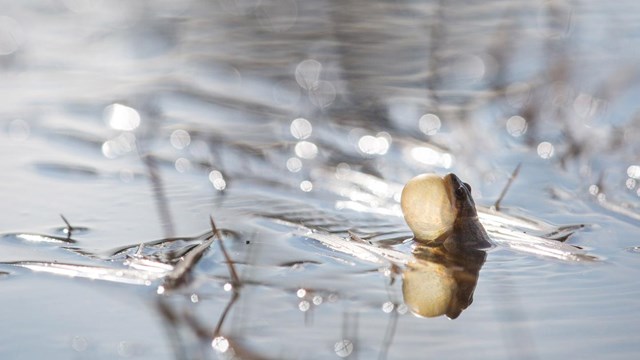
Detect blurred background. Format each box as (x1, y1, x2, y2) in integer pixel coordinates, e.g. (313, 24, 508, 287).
(0, 0, 639, 359)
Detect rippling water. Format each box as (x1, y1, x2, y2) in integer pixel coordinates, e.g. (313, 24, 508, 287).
(1, 1, 640, 359)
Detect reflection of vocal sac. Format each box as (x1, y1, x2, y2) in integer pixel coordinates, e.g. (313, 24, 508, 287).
(402, 244, 487, 319)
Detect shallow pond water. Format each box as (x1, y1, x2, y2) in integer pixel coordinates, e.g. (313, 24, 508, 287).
(1, 0, 640, 359)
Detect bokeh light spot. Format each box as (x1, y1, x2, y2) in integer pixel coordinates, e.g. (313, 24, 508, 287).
(209, 170, 227, 191)
(286, 157, 302, 172)
(298, 300, 310, 312)
(418, 114, 441, 135)
(358, 133, 390, 155)
(300, 180, 313, 192)
(382, 301, 395, 313)
(397, 304, 408, 314)
(174, 158, 191, 173)
(101, 133, 136, 159)
(411, 147, 453, 168)
(71, 336, 88, 352)
(309, 80, 336, 108)
(296, 288, 307, 298)
(211, 336, 230, 353)
(101, 141, 118, 159)
(103, 103, 140, 131)
(295, 141, 318, 159)
(290, 118, 312, 139)
(295, 59, 322, 90)
(506, 116, 528, 137)
(627, 165, 640, 179)
(334, 340, 354, 358)
(170, 129, 191, 149)
(537, 141, 555, 159)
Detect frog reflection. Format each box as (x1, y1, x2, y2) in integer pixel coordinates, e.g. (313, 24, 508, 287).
(402, 243, 487, 319)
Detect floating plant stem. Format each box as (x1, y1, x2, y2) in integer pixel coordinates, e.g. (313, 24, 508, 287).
(60, 214, 73, 240)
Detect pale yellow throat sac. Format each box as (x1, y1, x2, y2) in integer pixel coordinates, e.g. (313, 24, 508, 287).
(402, 260, 455, 318)
(400, 173, 457, 242)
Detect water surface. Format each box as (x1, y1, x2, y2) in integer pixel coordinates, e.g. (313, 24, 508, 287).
(1, 1, 639, 359)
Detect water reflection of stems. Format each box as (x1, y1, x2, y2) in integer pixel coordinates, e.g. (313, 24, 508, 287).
(210, 216, 242, 337)
(490, 273, 538, 360)
(377, 308, 398, 360)
(339, 311, 359, 360)
(211, 217, 241, 290)
(155, 298, 190, 360)
(156, 217, 264, 359)
(142, 153, 176, 239)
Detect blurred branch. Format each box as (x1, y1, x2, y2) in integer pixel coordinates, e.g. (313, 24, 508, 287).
(494, 163, 521, 211)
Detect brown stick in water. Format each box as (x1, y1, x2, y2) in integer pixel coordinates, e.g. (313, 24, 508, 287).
(494, 163, 522, 211)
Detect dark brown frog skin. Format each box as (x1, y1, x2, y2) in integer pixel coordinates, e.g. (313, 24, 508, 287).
(442, 173, 493, 252)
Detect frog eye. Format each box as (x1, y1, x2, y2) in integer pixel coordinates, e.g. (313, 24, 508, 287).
(456, 184, 471, 198)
